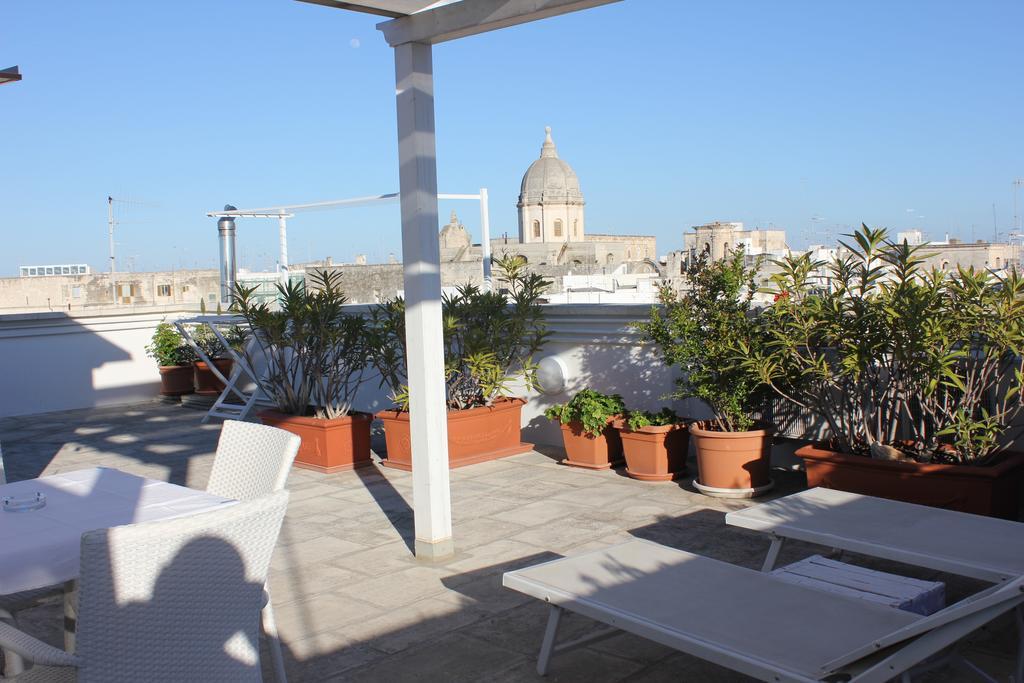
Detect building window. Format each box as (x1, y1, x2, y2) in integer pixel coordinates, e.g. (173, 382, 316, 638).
(606, 253, 614, 265)
(181, 285, 190, 293)
(29, 268, 37, 276)
(45, 267, 54, 275)
(627, 249, 632, 259)
(532, 220, 541, 238)
(157, 284, 172, 297)
(703, 243, 711, 253)
(554, 219, 563, 237)
(996, 257, 1002, 268)
(722, 243, 729, 254)
(941, 261, 949, 271)
(62, 266, 70, 274)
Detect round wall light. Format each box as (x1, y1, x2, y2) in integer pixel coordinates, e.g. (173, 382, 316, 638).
(536, 355, 568, 395)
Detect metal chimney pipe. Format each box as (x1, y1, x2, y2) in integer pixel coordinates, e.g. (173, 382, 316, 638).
(218, 205, 237, 305)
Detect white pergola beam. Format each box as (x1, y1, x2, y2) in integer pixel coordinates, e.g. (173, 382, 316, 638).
(296, 0, 435, 19)
(378, 0, 621, 46)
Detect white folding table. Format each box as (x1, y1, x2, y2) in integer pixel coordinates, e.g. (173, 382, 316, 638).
(173, 314, 269, 423)
(0, 467, 233, 658)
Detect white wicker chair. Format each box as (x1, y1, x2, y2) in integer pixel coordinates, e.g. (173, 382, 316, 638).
(206, 420, 300, 683)
(206, 420, 300, 503)
(0, 490, 289, 682)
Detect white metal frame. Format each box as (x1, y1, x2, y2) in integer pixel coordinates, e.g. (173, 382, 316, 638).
(207, 190, 493, 290)
(173, 315, 269, 423)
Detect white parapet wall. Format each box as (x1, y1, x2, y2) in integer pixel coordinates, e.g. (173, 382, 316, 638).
(520, 303, 701, 448)
(0, 310, 182, 418)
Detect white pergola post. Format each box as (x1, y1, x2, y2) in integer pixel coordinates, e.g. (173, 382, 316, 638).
(278, 214, 290, 287)
(394, 40, 454, 561)
(479, 187, 492, 289)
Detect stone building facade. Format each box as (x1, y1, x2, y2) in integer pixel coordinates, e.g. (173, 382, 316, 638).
(0, 269, 223, 314)
(683, 221, 788, 260)
(440, 127, 657, 270)
(517, 127, 586, 244)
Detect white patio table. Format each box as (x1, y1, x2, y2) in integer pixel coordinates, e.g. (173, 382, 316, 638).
(0, 467, 233, 654)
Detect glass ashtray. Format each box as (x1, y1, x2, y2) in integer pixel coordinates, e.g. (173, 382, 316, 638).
(2, 492, 46, 512)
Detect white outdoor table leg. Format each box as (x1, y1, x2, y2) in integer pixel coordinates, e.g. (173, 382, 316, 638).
(63, 580, 77, 652)
(761, 536, 785, 572)
(537, 604, 563, 676)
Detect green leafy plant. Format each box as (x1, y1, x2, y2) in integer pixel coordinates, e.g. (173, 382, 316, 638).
(634, 247, 770, 432)
(625, 407, 681, 432)
(189, 324, 227, 359)
(746, 224, 1024, 463)
(232, 270, 372, 420)
(545, 389, 626, 437)
(370, 254, 551, 411)
(145, 323, 194, 367)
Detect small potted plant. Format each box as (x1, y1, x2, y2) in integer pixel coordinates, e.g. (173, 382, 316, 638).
(618, 408, 689, 481)
(635, 247, 773, 497)
(545, 389, 626, 469)
(747, 225, 1024, 517)
(233, 270, 374, 473)
(187, 325, 226, 396)
(145, 322, 195, 397)
(370, 255, 551, 469)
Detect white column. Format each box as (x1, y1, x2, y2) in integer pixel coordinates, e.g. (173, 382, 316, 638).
(278, 215, 289, 287)
(394, 41, 454, 561)
(479, 188, 492, 290)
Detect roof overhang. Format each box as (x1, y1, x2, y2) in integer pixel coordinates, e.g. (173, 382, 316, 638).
(0, 66, 21, 85)
(296, 0, 621, 45)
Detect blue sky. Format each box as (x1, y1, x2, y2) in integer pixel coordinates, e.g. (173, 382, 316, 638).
(2, 0, 1022, 276)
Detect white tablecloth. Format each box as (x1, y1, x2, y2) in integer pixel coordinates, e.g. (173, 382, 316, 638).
(0, 467, 233, 596)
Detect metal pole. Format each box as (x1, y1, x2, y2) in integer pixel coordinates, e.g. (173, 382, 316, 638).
(217, 207, 238, 306)
(278, 214, 289, 288)
(480, 188, 492, 290)
(108, 196, 116, 304)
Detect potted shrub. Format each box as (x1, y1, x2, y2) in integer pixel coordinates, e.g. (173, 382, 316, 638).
(189, 324, 236, 396)
(545, 389, 626, 469)
(635, 247, 774, 498)
(145, 322, 195, 397)
(747, 224, 1024, 517)
(618, 408, 689, 481)
(233, 270, 374, 473)
(371, 255, 551, 470)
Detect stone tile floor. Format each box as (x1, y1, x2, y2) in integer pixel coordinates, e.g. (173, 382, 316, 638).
(1, 401, 1016, 681)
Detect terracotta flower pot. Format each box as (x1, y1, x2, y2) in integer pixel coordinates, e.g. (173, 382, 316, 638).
(798, 444, 1024, 519)
(193, 358, 233, 396)
(377, 397, 532, 471)
(690, 422, 773, 498)
(157, 365, 194, 396)
(559, 419, 624, 470)
(258, 410, 372, 473)
(620, 424, 689, 481)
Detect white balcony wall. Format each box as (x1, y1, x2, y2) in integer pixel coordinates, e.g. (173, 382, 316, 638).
(0, 311, 173, 418)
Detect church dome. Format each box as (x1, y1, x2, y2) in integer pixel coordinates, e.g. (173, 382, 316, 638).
(518, 127, 584, 207)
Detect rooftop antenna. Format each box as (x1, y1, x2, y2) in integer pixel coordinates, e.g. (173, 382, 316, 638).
(993, 203, 998, 243)
(108, 196, 116, 302)
(1014, 179, 1023, 234)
